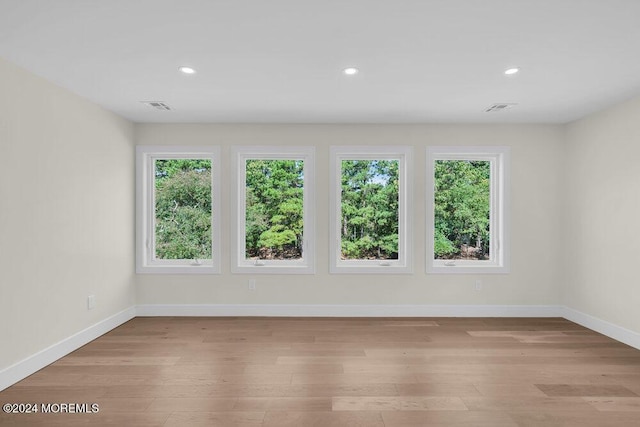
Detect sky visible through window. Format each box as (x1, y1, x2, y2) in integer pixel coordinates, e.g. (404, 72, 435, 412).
(244, 159, 304, 260)
(340, 160, 399, 260)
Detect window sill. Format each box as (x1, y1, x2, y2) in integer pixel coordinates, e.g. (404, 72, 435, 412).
(331, 263, 412, 274)
(136, 264, 220, 275)
(427, 262, 509, 274)
(232, 263, 315, 275)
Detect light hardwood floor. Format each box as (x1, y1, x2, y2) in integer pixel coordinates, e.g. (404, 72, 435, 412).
(1, 317, 640, 426)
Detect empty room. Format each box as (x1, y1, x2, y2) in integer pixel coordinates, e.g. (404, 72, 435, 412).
(1, 1, 640, 426)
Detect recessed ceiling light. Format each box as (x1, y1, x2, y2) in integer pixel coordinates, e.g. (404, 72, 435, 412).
(178, 66, 196, 74)
(343, 67, 359, 75)
(504, 67, 520, 75)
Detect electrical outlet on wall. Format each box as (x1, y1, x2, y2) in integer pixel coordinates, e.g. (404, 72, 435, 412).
(474, 280, 482, 291)
(87, 295, 96, 309)
(248, 279, 256, 291)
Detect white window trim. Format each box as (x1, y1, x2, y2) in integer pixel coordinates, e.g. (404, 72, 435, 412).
(330, 146, 413, 274)
(136, 146, 221, 274)
(232, 146, 315, 274)
(426, 146, 510, 274)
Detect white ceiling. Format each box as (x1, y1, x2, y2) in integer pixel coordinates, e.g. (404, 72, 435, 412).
(1, 0, 639, 124)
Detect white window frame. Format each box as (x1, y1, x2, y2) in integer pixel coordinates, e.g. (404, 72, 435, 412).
(330, 146, 413, 274)
(136, 146, 221, 274)
(232, 146, 315, 274)
(426, 146, 510, 274)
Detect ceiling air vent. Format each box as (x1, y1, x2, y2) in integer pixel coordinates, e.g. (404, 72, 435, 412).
(485, 103, 517, 112)
(141, 101, 171, 111)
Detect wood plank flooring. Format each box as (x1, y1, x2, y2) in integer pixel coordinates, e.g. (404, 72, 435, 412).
(1, 317, 640, 426)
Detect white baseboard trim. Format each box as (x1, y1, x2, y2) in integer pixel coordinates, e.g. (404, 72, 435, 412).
(562, 306, 640, 350)
(3, 304, 637, 392)
(0, 306, 136, 392)
(135, 304, 563, 318)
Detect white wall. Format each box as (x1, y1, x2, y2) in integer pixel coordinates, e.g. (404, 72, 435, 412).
(3, 50, 639, 388)
(0, 57, 135, 372)
(135, 124, 564, 308)
(564, 96, 640, 334)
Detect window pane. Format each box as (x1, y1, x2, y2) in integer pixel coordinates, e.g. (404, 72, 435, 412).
(340, 160, 399, 260)
(434, 160, 490, 260)
(245, 159, 304, 260)
(154, 159, 212, 260)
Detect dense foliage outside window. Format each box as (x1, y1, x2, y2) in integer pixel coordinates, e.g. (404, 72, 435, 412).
(330, 146, 411, 274)
(434, 160, 490, 260)
(154, 159, 212, 260)
(340, 160, 399, 260)
(245, 159, 304, 260)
